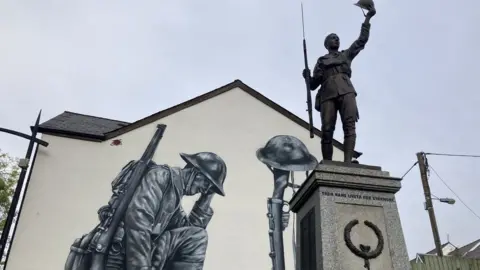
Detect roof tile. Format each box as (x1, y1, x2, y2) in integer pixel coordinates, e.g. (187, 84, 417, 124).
(39, 111, 129, 137)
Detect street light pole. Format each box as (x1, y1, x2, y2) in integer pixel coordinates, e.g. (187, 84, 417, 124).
(433, 197, 455, 205)
(416, 152, 443, 257)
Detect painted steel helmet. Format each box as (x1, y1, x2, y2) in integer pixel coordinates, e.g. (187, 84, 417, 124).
(354, 0, 374, 10)
(180, 152, 227, 196)
(256, 135, 318, 171)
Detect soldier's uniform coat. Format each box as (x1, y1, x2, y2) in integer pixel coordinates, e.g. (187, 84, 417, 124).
(310, 22, 370, 157)
(124, 163, 213, 270)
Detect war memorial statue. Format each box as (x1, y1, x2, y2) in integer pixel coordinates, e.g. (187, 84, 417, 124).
(302, 0, 377, 163)
(292, 3, 411, 269)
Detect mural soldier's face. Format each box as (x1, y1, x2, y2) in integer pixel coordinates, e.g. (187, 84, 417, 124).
(185, 169, 212, 196)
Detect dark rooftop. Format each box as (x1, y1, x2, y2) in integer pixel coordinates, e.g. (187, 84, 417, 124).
(456, 239, 480, 259)
(39, 111, 129, 139)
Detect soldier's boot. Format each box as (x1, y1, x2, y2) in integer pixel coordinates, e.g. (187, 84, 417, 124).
(321, 143, 333, 161)
(343, 135, 357, 163)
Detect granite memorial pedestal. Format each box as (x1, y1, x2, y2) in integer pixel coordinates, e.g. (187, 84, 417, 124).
(290, 161, 410, 270)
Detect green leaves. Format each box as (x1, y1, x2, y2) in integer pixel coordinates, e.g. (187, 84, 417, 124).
(0, 150, 19, 232)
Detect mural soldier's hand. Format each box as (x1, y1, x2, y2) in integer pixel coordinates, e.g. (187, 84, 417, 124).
(197, 192, 215, 208)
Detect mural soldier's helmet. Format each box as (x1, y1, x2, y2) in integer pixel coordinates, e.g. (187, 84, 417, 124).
(180, 152, 227, 196)
(256, 135, 318, 172)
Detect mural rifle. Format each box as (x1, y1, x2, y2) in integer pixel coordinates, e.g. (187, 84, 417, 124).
(301, 3, 315, 139)
(267, 196, 290, 270)
(89, 124, 167, 270)
(258, 135, 319, 270)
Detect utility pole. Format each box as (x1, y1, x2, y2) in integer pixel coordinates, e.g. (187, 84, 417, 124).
(416, 152, 443, 257)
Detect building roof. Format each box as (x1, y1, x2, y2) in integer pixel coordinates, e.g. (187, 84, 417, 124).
(425, 242, 456, 255)
(420, 239, 480, 259)
(455, 239, 480, 259)
(39, 111, 129, 140)
(38, 79, 361, 158)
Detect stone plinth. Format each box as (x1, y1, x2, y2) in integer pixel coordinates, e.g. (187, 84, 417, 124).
(289, 160, 410, 270)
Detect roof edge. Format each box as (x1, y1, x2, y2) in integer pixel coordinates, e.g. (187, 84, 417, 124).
(104, 80, 241, 139)
(37, 127, 104, 142)
(37, 79, 362, 158)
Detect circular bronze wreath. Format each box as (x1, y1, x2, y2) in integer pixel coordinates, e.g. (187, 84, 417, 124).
(343, 219, 384, 260)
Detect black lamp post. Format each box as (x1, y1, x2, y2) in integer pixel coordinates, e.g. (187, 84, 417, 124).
(0, 111, 48, 267)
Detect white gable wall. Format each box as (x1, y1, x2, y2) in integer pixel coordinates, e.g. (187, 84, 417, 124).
(7, 87, 344, 270)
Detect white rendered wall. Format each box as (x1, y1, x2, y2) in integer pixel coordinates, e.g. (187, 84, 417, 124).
(7, 87, 344, 270)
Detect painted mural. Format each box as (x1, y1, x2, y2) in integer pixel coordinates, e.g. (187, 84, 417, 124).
(65, 124, 228, 270)
(256, 135, 318, 270)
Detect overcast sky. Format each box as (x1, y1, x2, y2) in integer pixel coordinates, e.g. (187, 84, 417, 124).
(1, 0, 479, 259)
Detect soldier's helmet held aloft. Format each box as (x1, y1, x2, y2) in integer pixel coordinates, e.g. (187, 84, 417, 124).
(180, 152, 227, 196)
(354, 0, 374, 10)
(256, 135, 318, 172)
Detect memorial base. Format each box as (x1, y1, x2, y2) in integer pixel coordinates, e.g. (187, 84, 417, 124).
(290, 160, 410, 270)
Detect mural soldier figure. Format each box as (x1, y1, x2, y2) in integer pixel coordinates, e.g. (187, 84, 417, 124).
(66, 151, 227, 270)
(302, 2, 376, 163)
(122, 152, 226, 270)
(256, 135, 318, 270)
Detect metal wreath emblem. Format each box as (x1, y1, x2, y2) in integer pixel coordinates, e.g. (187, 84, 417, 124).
(343, 219, 384, 270)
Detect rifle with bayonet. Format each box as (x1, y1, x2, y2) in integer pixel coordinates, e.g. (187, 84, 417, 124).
(87, 124, 167, 270)
(301, 3, 315, 139)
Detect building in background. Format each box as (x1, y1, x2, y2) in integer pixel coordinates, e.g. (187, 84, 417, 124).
(6, 80, 360, 270)
(411, 238, 480, 267)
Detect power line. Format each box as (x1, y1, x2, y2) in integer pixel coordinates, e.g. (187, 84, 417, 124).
(400, 161, 418, 179)
(428, 165, 480, 222)
(425, 152, 480, 158)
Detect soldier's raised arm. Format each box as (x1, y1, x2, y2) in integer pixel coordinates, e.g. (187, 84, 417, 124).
(167, 198, 214, 229)
(346, 7, 376, 60)
(123, 167, 169, 269)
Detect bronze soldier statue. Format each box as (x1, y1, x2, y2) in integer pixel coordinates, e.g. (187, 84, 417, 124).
(302, 2, 376, 163)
